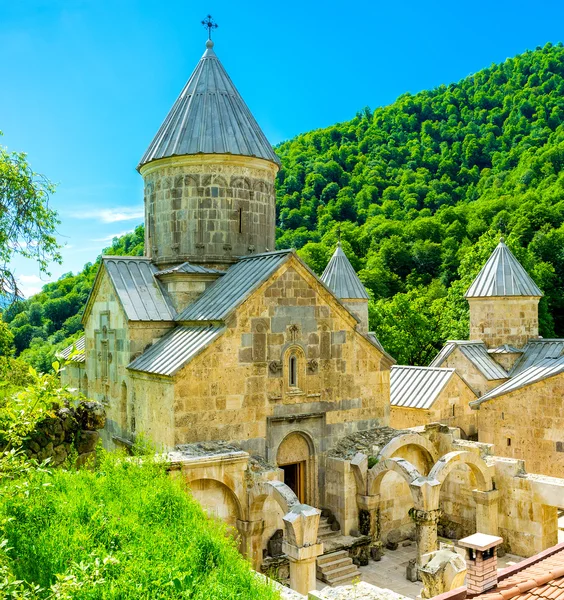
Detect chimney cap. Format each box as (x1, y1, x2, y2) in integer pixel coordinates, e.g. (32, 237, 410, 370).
(459, 533, 503, 552)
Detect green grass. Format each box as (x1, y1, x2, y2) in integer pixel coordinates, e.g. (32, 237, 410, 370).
(0, 451, 279, 599)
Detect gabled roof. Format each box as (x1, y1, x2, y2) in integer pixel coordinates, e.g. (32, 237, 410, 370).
(320, 243, 369, 300)
(430, 341, 508, 381)
(58, 335, 85, 363)
(390, 365, 459, 409)
(175, 250, 292, 322)
(103, 257, 175, 321)
(128, 325, 225, 376)
(138, 41, 280, 169)
(155, 262, 225, 277)
(472, 356, 564, 405)
(465, 239, 543, 298)
(510, 339, 564, 375)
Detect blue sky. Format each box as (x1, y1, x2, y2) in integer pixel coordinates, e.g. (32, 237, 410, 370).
(1, 0, 563, 296)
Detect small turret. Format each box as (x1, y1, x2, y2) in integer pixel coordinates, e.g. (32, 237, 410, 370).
(321, 243, 369, 332)
(465, 239, 543, 349)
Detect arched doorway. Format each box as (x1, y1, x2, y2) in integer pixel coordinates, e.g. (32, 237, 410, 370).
(276, 432, 313, 504)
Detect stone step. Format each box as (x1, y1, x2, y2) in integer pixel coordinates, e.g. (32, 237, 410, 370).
(317, 557, 353, 571)
(325, 571, 360, 586)
(317, 523, 333, 534)
(317, 550, 348, 566)
(318, 531, 340, 541)
(317, 562, 357, 579)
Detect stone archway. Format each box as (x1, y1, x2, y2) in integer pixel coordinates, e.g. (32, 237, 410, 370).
(428, 450, 498, 538)
(277, 431, 315, 505)
(188, 477, 242, 533)
(379, 433, 439, 476)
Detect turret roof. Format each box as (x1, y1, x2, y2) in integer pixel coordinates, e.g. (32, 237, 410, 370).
(320, 243, 369, 300)
(138, 40, 280, 169)
(465, 239, 543, 298)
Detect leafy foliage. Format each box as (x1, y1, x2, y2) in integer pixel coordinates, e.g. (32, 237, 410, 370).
(0, 364, 277, 599)
(275, 42, 564, 362)
(0, 136, 61, 298)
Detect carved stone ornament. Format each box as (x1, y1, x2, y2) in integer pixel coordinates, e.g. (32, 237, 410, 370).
(269, 361, 283, 374)
(307, 359, 318, 373)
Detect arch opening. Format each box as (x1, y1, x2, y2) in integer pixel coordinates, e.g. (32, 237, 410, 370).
(276, 431, 314, 505)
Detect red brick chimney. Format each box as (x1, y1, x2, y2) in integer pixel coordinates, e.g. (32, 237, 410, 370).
(459, 533, 503, 596)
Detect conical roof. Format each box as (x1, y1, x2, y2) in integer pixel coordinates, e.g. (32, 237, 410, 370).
(321, 243, 369, 300)
(138, 40, 280, 169)
(465, 239, 543, 298)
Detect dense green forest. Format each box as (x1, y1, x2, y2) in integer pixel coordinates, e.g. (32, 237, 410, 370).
(5, 42, 564, 365)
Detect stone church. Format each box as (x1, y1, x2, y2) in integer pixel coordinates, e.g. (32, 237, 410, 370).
(61, 38, 394, 507)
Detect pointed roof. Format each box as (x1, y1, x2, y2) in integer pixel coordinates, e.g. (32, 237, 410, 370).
(320, 243, 369, 300)
(138, 40, 280, 169)
(465, 239, 543, 298)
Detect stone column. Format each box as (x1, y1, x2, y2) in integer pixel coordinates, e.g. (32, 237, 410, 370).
(236, 519, 265, 570)
(282, 505, 324, 595)
(412, 508, 441, 565)
(357, 494, 380, 539)
(472, 490, 499, 537)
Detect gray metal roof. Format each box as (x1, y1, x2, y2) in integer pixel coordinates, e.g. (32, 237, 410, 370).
(465, 239, 543, 298)
(488, 344, 522, 354)
(320, 243, 369, 300)
(155, 262, 225, 277)
(128, 325, 225, 376)
(429, 341, 508, 381)
(510, 339, 564, 375)
(103, 257, 175, 321)
(58, 335, 85, 363)
(473, 356, 564, 404)
(138, 41, 280, 169)
(175, 250, 291, 322)
(390, 365, 457, 409)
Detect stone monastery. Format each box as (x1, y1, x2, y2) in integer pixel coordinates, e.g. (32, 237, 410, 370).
(62, 37, 564, 597)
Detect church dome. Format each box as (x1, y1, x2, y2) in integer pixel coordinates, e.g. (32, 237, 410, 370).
(138, 41, 280, 169)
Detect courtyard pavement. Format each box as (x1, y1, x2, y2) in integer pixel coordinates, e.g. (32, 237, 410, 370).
(316, 542, 524, 599)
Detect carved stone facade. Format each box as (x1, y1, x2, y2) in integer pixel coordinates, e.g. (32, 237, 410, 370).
(140, 154, 278, 270)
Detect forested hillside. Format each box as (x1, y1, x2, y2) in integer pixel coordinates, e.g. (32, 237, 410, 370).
(276, 42, 564, 362)
(5, 42, 564, 365)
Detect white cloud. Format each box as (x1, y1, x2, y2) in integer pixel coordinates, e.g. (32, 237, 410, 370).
(68, 206, 144, 223)
(92, 230, 133, 243)
(17, 274, 44, 298)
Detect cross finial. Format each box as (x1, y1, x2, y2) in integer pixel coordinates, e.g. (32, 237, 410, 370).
(201, 14, 218, 40)
(337, 225, 341, 245)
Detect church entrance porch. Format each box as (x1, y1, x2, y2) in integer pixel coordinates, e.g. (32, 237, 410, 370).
(280, 461, 306, 503)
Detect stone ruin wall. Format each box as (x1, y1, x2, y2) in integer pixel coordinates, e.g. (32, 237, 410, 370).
(23, 400, 106, 467)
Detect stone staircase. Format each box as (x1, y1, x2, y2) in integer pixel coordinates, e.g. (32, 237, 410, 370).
(316, 550, 360, 586)
(317, 515, 340, 542)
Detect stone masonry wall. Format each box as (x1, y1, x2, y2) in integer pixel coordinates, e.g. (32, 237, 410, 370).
(390, 374, 478, 438)
(477, 373, 564, 477)
(83, 270, 173, 448)
(23, 400, 106, 467)
(141, 155, 278, 269)
(468, 296, 540, 349)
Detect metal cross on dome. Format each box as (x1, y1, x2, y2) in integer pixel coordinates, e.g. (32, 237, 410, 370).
(202, 15, 218, 40)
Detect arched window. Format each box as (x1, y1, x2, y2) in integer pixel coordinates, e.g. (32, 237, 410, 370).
(289, 355, 298, 387)
(120, 382, 127, 430)
(238, 207, 243, 233)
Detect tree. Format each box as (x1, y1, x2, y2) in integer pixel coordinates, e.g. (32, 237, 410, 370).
(0, 137, 61, 298)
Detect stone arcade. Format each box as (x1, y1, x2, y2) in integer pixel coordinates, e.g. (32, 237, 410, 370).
(61, 38, 564, 596)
